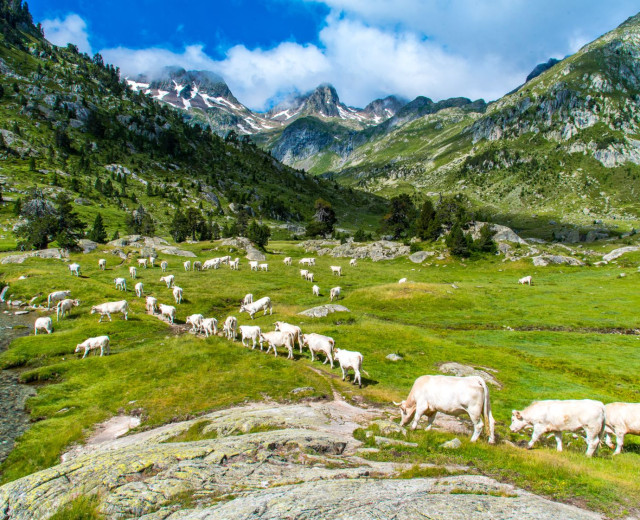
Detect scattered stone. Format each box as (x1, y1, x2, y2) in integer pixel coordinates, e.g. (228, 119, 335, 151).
(13, 311, 29, 315)
(386, 354, 403, 362)
(440, 438, 462, 449)
(374, 436, 418, 448)
(409, 251, 435, 263)
(618, 273, 627, 278)
(290, 387, 315, 395)
(603, 246, 640, 262)
(298, 305, 350, 318)
(532, 255, 585, 267)
(372, 420, 407, 437)
(438, 362, 501, 388)
(17, 276, 26, 280)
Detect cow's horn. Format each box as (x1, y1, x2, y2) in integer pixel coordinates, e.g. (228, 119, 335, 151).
(392, 401, 402, 406)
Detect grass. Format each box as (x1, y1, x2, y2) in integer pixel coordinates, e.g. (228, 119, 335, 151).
(49, 495, 104, 520)
(1, 238, 640, 515)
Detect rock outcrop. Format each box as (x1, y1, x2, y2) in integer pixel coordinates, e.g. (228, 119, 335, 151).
(0, 248, 68, 264)
(532, 255, 585, 267)
(301, 240, 410, 261)
(438, 362, 501, 388)
(602, 246, 640, 262)
(298, 304, 350, 318)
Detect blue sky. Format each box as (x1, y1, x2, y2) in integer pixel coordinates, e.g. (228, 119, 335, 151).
(31, 1, 640, 111)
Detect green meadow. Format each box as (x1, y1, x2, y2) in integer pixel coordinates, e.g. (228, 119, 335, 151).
(1, 239, 639, 516)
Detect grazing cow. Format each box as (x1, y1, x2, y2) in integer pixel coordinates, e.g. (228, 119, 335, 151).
(330, 286, 341, 301)
(312, 285, 320, 297)
(334, 348, 366, 388)
(299, 258, 315, 266)
(160, 275, 174, 288)
(184, 260, 191, 271)
(149, 257, 156, 268)
(98, 259, 107, 270)
(301, 333, 334, 366)
(220, 255, 231, 265)
(135, 282, 144, 298)
(249, 261, 259, 271)
(146, 296, 158, 314)
(305, 272, 314, 282)
(239, 325, 263, 349)
(274, 321, 302, 351)
(75, 336, 110, 358)
(69, 263, 81, 276)
(300, 269, 309, 279)
(173, 286, 183, 304)
(48, 290, 71, 309)
(161, 261, 168, 272)
(34, 317, 53, 335)
(243, 293, 253, 305)
(259, 263, 269, 271)
(330, 265, 342, 276)
(350, 258, 357, 267)
(138, 258, 148, 269)
(239, 296, 272, 319)
(129, 266, 137, 279)
(159, 304, 176, 324)
(201, 318, 218, 337)
(203, 258, 221, 270)
(510, 399, 605, 457)
(186, 313, 204, 332)
(284, 257, 292, 266)
(398, 278, 407, 284)
(91, 300, 129, 322)
(395, 375, 496, 444)
(261, 331, 294, 358)
(193, 261, 202, 271)
(229, 258, 240, 270)
(223, 316, 237, 341)
(56, 298, 79, 321)
(604, 402, 640, 455)
(518, 276, 533, 285)
(114, 277, 127, 291)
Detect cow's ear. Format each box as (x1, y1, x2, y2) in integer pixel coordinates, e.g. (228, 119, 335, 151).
(513, 410, 522, 420)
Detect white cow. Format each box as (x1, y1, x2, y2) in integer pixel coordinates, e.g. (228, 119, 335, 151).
(69, 263, 81, 276)
(184, 260, 191, 271)
(398, 278, 407, 284)
(249, 261, 259, 271)
(160, 275, 174, 288)
(203, 258, 221, 270)
(223, 316, 237, 341)
(193, 261, 202, 271)
(330, 265, 342, 276)
(159, 304, 176, 324)
(305, 272, 314, 282)
(299, 258, 315, 266)
(138, 258, 148, 269)
(129, 266, 137, 279)
(604, 402, 640, 455)
(330, 286, 341, 301)
(312, 285, 320, 297)
(239, 325, 263, 349)
(334, 348, 366, 388)
(149, 257, 156, 268)
(98, 259, 107, 270)
(56, 298, 79, 321)
(510, 399, 605, 457)
(146, 296, 157, 314)
(274, 321, 302, 351)
(161, 261, 168, 272)
(259, 263, 269, 271)
(395, 375, 496, 444)
(261, 330, 294, 359)
(284, 257, 292, 266)
(239, 296, 272, 319)
(91, 300, 129, 322)
(301, 333, 334, 366)
(201, 318, 218, 337)
(518, 276, 533, 285)
(34, 317, 53, 335)
(219, 255, 231, 265)
(48, 290, 71, 308)
(75, 335, 110, 358)
(350, 258, 357, 267)
(173, 286, 183, 304)
(114, 277, 127, 291)
(135, 282, 144, 297)
(243, 293, 254, 306)
(186, 313, 204, 332)
(300, 269, 309, 279)
(229, 258, 240, 270)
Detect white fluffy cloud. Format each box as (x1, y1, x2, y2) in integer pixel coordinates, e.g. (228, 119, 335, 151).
(42, 13, 92, 54)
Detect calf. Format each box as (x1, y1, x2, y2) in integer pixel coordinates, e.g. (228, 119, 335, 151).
(34, 317, 53, 335)
(261, 330, 294, 359)
(223, 316, 237, 341)
(274, 321, 302, 351)
(69, 263, 81, 276)
(173, 286, 183, 304)
(146, 296, 158, 314)
(312, 285, 320, 297)
(284, 257, 292, 266)
(75, 335, 110, 358)
(239, 296, 272, 319)
(138, 258, 148, 269)
(47, 290, 71, 308)
(305, 272, 314, 282)
(259, 263, 269, 271)
(330, 286, 341, 301)
(56, 298, 79, 321)
(193, 261, 202, 271)
(239, 325, 263, 349)
(186, 313, 204, 332)
(330, 265, 342, 276)
(98, 259, 107, 270)
(149, 257, 156, 268)
(395, 375, 496, 444)
(161, 261, 168, 272)
(159, 304, 176, 324)
(518, 276, 533, 285)
(334, 348, 366, 388)
(300, 269, 309, 279)
(510, 399, 605, 457)
(114, 277, 127, 291)
(135, 282, 144, 298)
(184, 260, 191, 271)
(91, 300, 129, 322)
(201, 317, 218, 337)
(350, 258, 357, 267)
(129, 266, 137, 279)
(604, 402, 640, 455)
(249, 261, 259, 271)
(160, 275, 174, 288)
(229, 258, 240, 270)
(301, 333, 334, 366)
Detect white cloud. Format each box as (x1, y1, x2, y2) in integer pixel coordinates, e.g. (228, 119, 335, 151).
(42, 13, 92, 54)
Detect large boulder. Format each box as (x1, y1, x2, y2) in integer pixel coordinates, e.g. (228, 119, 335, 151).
(602, 246, 640, 262)
(157, 246, 197, 258)
(77, 239, 98, 254)
(305, 240, 410, 261)
(409, 251, 435, 263)
(0, 248, 68, 264)
(438, 362, 501, 388)
(298, 304, 350, 318)
(532, 255, 585, 267)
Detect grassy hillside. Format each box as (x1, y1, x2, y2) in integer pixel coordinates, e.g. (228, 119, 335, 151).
(1, 237, 640, 516)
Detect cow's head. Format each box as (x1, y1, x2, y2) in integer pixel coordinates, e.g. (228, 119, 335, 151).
(393, 399, 415, 426)
(509, 410, 529, 432)
(90, 307, 97, 314)
(274, 321, 282, 331)
(72, 299, 80, 307)
(239, 304, 246, 313)
(74, 344, 83, 353)
(300, 334, 308, 346)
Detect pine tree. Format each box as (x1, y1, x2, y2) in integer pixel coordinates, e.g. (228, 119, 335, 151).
(446, 223, 471, 258)
(88, 213, 107, 243)
(169, 209, 189, 242)
(416, 199, 439, 240)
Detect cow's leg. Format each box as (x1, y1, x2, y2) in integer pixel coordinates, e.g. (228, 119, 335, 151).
(310, 349, 315, 362)
(354, 368, 361, 388)
(411, 403, 429, 430)
(328, 352, 334, 369)
(470, 416, 484, 442)
(554, 432, 563, 452)
(340, 365, 346, 381)
(613, 430, 625, 455)
(527, 425, 545, 449)
(585, 429, 600, 457)
(604, 432, 615, 449)
(82, 348, 88, 359)
(422, 412, 436, 431)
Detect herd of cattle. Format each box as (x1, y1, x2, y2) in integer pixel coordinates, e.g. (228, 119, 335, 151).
(30, 252, 640, 456)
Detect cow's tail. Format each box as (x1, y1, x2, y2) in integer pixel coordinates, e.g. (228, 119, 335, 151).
(598, 405, 607, 449)
(479, 377, 496, 444)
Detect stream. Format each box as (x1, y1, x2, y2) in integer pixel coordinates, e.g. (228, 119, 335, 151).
(0, 304, 36, 465)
